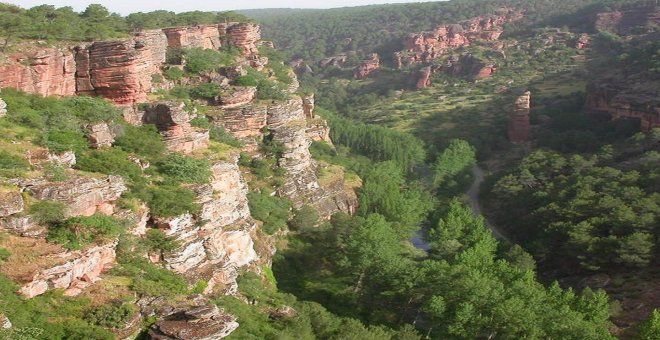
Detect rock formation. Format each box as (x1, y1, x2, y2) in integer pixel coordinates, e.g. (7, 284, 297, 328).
(74, 30, 168, 105)
(214, 86, 257, 108)
(0, 188, 23, 217)
(416, 66, 433, 89)
(575, 34, 591, 49)
(302, 94, 315, 118)
(142, 101, 210, 153)
(226, 23, 261, 56)
(163, 25, 221, 50)
(442, 54, 496, 80)
(319, 55, 347, 68)
(394, 9, 521, 68)
(18, 241, 117, 298)
(595, 6, 659, 35)
(86, 122, 115, 148)
(25, 148, 76, 167)
(22, 175, 126, 217)
(586, 82, 659, 132)
(148, 304, 238, 340)
(0, 98, 7, 117)
(354, 53, 380, 79)
(0, 47, 76, 97)
(508, 91, 532, 142)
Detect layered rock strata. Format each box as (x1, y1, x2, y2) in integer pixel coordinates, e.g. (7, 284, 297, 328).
(22, 175, 126, 217)
(354, 53, 380, 79)
(0, 47, 76, 97)
(508, 91, 532, 142)
(155, 155, 257, 294)
(142, 101, 209, 153)
(74, 30, 168, 105)
(163, 25, 221, 50)
(226, 23, 261, 56)
(148, 304, 238, 340)
(18, 241, 117, 298)
(586, 82, 659, 132)
(394, 10, 521, 68)
(442, 53, 496, 80)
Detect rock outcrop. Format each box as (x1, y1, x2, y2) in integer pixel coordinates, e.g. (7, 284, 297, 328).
(0, 47, 76, 97)
(595, 6, 659, 35)
(214, 86, 257, 108)
(142, 101, 209, 153)
(148, 304, 238, 340)
(416, 66, 433, 89)
(0, 187, 23, 217)
(442, 54, 496, 80)
(75, 30, 168, 105)
(163, 25, 221, 50)
(25, 148, 76, 167)
(319, 55, 347, 68)
(508, 91, 532, 142)
(19, 241, 117, 298)
(586, 82, 659, 132)
(354, 53, 380, 79)
(86, 122, 115, 148)
(0, 98, 7, 117)
(394, 9, 521, 68)
(226, 23, 261, 56)
(23, 175, 126, 217)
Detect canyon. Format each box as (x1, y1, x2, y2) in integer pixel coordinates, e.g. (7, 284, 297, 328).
(0, 19, 358, 339)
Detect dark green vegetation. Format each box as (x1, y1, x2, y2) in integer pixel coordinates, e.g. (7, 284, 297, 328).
(489, 131, 660, 272)
(0, 3, 247, 47)
(47, 214, 128, 250)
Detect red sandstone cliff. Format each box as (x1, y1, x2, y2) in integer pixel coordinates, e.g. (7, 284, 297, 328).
(394, 9, 521, 68)
(0, 22, 264, 104)
(508, 91, 531, 142)
(586, 82, 660, 132)
(353, 53, 380, 79)
(0, 47, 76, 96)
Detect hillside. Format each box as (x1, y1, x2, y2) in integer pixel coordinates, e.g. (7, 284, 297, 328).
(0, 1, 658, 339)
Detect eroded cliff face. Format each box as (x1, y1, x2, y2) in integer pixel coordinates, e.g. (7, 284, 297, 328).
(141, 101, 210, 153)
(0, 22, 264, 105)
(586, 82, 660, 132)
(508, 91, 532, 142)
(74, 30, 168, 105)
(154, 154, 258, 295)
(353, 53, 380, 79)
(0, 47, 76, 97)
(394, 9, 522, 68)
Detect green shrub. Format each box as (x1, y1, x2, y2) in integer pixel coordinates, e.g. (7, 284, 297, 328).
(166, 48, 184, 64)
(190, 83, 221, 100)
(157, 154, 211, 184)
(289, 205, 319, 230)
(29, 200, 67, 224)
(169, 86, 191, 99)
(84, 303, 137, 328)
(190, 116, 243, 147)
(140, 185, 200, 218)
(0, 248, 10, 262)
(75, 148, 143, 183)
(234, 74, 260, 86)
(43, 163, 69, 182)
(43, 130, 88, 153)
(183, 48, 229, 74)
(143, 229, 180, 254)
(256, 79, 287, 100)
(114, 124, 166, 160)
(63, 96, 120, 123)
(112, 252, 187, 297)
(247, 192, 291, 234)
(162, 67, 184, 81)
(0, 150, 29, 176)
(47, 215, 127, 250)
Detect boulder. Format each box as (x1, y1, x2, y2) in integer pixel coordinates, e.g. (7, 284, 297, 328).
(0, 98, 6, 117)
(142, 101, 209, 153)
(148, 304, 238, 340)
(214, 86, 257, 108)
(25, 148, 76, 167)
(87, 122, 114, 148)
(0, 188, 24, 217)
(0, 313, 11, 329)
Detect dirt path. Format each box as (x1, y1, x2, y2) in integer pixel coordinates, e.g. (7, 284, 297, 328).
(467, 165, 508, 241)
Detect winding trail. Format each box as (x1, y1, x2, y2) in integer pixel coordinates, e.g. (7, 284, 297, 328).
(412, 165, 508, 251)
(467, 165, 508, 242)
